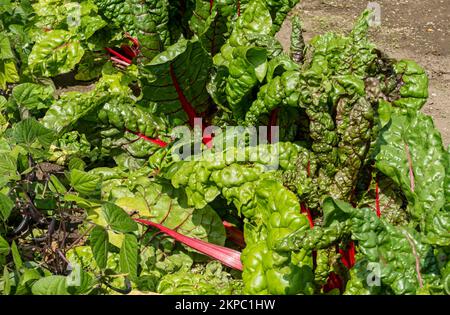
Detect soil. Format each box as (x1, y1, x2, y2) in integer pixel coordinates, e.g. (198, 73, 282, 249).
(276, 0, 450, 146)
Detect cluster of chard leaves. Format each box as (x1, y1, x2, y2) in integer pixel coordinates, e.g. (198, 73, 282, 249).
(0, 0, 449, 295)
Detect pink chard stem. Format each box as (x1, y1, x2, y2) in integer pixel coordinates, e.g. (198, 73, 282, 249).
(135, 218, 243, 271)
(125, 129, 168, 148)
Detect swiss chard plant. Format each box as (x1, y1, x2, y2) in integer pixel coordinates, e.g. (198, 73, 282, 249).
(0, 0, 448, 295)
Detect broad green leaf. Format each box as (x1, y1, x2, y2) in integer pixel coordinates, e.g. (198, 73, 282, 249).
(41, 91, 100, 133)
(0, 192, 13, 221)
(32, 0, 73, 29)
(226, 46, 268, 120)
(92, 0, 134, 31)
(140, 39, 212, 127)
(114, 180, 226, 245)
(20, 268, 42, 285)
(63, 196, 125, 245)
(11, 118, 55, 148)
(31, 275, 69, 295)
(3, 266, 10, 295)
(0, 59, 19, 90)
(0, 95, 7, 108)
(69, 169, 101, 196)
(189, 0, 231, 56)
(68, 157, 86, 171)
(9, 83, 55, 111)
(376, 112, 446, 221)
(392, 60, 429, 111)
(445, 146, 450, 211)
(0, 34, 14, 60)
(378, 99, 392, 128)
(74, 52, 104, 81)
(119, 234, 138, 280)
(322, 197, 354, 227)
(11, 241, 22, 270)
(129, 0, 170, 63)
(214, 0, 272, 68)
(48, 174, 67, 194)
(79, 15, 107, 40)
(0, 235, 9, 256)
(42, 67, 133, 133)
(423, 212, 450, 246)
(102, 202, 137, 233)
(64, 194, 100, 209)
(238, 0, 302, 34)
(89, 226, 109, 269)
(28, 30, 85, 77)
(0, 152, 17, 186)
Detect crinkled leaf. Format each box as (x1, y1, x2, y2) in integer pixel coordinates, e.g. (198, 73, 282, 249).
(140, 38, 212, 127)
(112, 179, 226, 246)
(130, 0, 170, 63)
(189, 0, 233, 56)
(42, 91, 102, 133)
(9, 83, 55, 111)
(93, 0, 134, 31)
(28, 30, 85, 77)
(444, 146, 450, 211)
(392, 60, 429, 111)
(312, 198, 442, 295)
(167, 145, 314, 294)
(79, 15, 107, 40)
(376, 112, 446, 222)
(290, 14, 305, 64)
(42, 68, 134, 133)
(74, 52, 104, 81)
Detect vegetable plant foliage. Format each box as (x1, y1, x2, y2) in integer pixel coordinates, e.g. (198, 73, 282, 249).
(0, 0, 448, 295)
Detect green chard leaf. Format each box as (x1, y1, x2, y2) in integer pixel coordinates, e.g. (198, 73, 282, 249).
(28, 30, 85, 77)
(376, 111, 446, 224)
(140, 38, 212, 127)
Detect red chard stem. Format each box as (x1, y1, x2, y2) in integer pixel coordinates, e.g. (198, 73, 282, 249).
(135, 218, 243, 270)
(375, 179, 381, 217)
(105, 47, 132, 64)
(125, 129, 168, 147)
